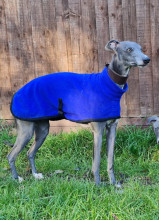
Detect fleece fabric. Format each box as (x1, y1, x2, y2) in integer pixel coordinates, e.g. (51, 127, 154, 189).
(10, 67, 128, 123)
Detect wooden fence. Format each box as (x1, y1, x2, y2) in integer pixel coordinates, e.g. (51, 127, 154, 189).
(0, 0, 159, 132)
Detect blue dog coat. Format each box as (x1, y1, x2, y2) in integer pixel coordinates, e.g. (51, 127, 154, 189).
(10, 67, 128, 123)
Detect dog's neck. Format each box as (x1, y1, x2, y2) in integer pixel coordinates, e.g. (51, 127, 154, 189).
(109, 54, 130, 88)
(109, 54, 130, 76)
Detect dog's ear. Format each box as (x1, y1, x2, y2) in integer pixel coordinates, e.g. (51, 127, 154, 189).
(105, 40, 119, 52)
(147, 116, 159, 124)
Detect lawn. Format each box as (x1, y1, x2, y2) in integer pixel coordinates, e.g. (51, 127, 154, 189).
(0, 121, 159, 219)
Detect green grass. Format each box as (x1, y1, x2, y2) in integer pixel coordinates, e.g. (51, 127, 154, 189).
(0, 121, 159, 219)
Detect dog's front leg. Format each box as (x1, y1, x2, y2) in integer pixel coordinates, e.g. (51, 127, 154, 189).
(90, 122, 106, 185)
(106, 120, 118, 185)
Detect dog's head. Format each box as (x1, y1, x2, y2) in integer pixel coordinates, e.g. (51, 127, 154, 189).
(105, 40, 150, 68)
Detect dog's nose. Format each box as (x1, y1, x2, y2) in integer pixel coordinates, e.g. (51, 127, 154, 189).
(143, 57, 150, 64)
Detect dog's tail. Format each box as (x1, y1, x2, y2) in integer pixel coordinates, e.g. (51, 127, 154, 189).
(4, 141, 14, 147)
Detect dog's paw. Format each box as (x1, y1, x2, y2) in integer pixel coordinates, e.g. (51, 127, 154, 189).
(115, 182, 122, 188)
(18, 176, 24, 183)
(33, 173, 44, 179)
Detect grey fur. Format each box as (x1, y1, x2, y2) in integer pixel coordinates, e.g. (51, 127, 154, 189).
(7, 40, 150, 185)
(147, 116, 159, 144)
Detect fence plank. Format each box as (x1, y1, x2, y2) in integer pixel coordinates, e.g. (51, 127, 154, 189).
(80, 0, 98, 73)
(150, 0, 159, 114)
(67, 0, 81, 73)
(62, 0, 73, 72)
(17, 0, 36, 83)
(4, 0, 24, 92)
(95, 0, 111, 72)
(29, 0, 50, 76)
(54, 0, 68, 72)
(40, 0, 58, 73)
(107, 0, 127, 117)
(107, 0, 123, 41)
(122, 0, 140, 117)
(136, 0, 153, 116)
(0, 0, 12, 118)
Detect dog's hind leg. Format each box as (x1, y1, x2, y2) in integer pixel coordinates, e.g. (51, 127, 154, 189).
(7, 119, 34, 181)
(27, 120, 49, 179)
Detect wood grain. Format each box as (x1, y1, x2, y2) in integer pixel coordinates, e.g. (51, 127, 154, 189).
(150, 0, 159, 114)
(107, 0, 127, 117)
(136, 0, 153, 116)
(122, 0, 140, 117)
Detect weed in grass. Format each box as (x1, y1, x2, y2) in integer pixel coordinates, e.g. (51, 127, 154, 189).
(0, 121, 159, 219)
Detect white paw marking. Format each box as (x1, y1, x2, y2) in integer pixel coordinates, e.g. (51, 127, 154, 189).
(18, 176, 24, 183)
(33, 173, 44, 179)
(115, 182, 124, 193)
(115, 182, 122, 188)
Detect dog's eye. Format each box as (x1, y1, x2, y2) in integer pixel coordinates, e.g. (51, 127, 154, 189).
(127, 48, 133, 52)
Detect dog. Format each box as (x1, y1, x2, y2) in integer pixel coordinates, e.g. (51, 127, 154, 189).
(8, 40, 150, 185)
(147, 116, 159, 144)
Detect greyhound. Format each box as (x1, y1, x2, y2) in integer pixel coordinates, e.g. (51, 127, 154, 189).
(7, 40, 150, 185)
(148, 116, 159, 144)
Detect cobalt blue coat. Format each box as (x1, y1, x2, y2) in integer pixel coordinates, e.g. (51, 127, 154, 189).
(10, 67, 128, 123)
